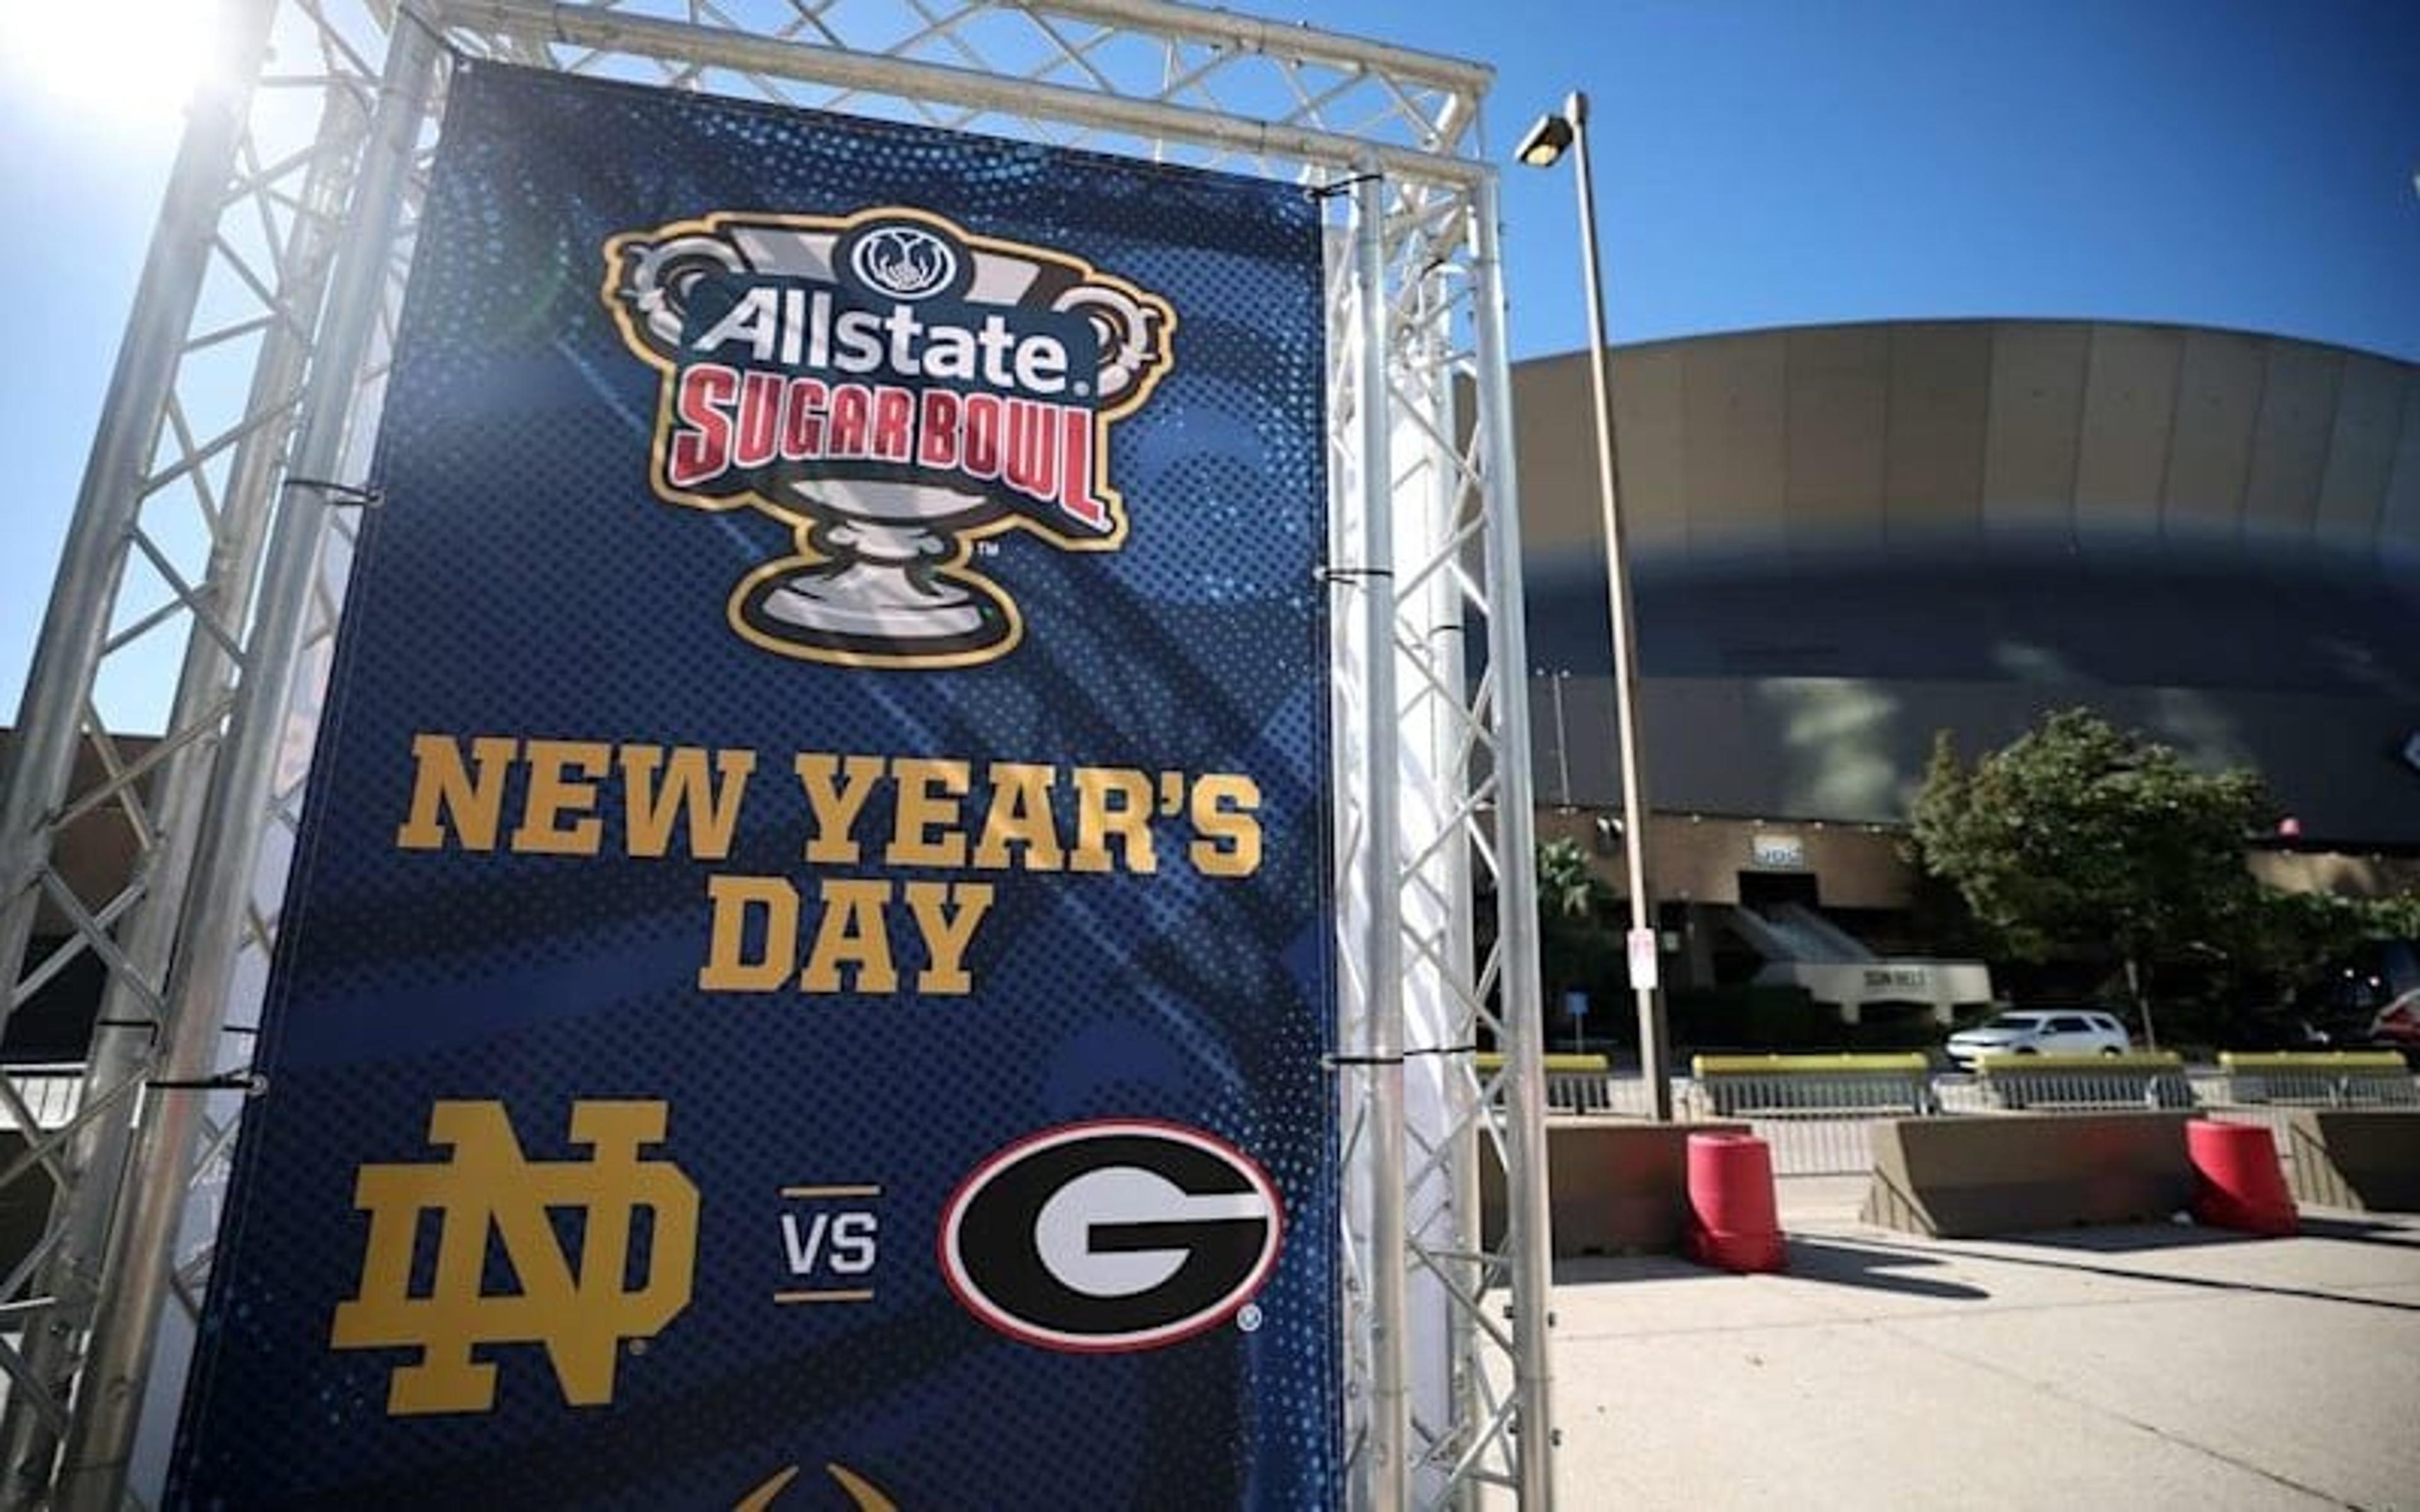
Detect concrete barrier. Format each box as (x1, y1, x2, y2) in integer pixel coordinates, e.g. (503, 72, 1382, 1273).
(1860, 1112, 2195, 1237)
(2278, 1108, 2420, 1213)
(1480, 1118, 1748, 1256)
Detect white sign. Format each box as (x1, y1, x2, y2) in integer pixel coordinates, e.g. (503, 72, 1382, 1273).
(1750, 832, 1806, 869)
(2402, 729, 2420, 777)
(1626, 927, 1660, 992)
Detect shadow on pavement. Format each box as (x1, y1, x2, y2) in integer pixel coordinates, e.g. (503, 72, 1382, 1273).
(1979, 1223, 2259, 1256)
(1550, 1242, 1993, 1301)
(1552, 1253, 1722, 1287)
(2291, 1215, 2420, 1251)
(1782, 1238, 1991, 1300)
(1841, 1230, 2420, 1315)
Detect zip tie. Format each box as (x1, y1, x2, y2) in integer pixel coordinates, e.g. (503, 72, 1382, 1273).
(144, 1071, 267, 1096)
(1306, 172, 1383, 200)
(1318, 565, 1395, 586)
(282, 476, 384, 509)
(1325, 1043, 1482, 1071)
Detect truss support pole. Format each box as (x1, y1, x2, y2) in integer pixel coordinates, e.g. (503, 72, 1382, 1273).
(1412, 270, 1485, 1508)
(1471, 175, 1557, 1510)
(0, 4, 1553, 1504)
(0, 85, 372, 1508)
(52, 21, 446, 1507)
(1352, 168, 1410, 1512)
(0, 0, 279, 1053)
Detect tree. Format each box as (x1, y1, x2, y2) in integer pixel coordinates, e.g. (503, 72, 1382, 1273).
(1535, 838, 1616, 1050)
(2231, 886, 2420, 1016)
(1909, 710, 2273, 1048)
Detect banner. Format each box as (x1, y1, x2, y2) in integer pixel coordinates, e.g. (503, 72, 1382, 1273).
(171, 64, 1335, 1507)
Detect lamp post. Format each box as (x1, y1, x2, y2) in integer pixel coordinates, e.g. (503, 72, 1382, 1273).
(1518, 91, 1671, 1121)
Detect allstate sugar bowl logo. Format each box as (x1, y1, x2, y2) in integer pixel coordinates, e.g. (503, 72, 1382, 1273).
(604, 207, 1175, 668)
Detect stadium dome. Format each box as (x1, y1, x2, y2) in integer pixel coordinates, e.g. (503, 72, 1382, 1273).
(1514, 319, 2420, 1014)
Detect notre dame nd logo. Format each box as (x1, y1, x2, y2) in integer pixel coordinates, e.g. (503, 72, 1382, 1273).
(330, 1100, 700, 1414)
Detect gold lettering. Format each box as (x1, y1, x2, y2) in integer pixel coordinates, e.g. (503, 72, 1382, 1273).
(972, 763, 1063, 871)
(1188, 773, 1262, 878)
(510, 740, 613, 856)
(1071, 766, 1156, 874)
(903, 881, 993, 994)
(395, 733, 519, 852)
(620, 745, 755, 860)
(698, 875, 798, 992)
(800, 879, 897, 993)
(887, 758, 971, 868)
(793, 753, 887, 864)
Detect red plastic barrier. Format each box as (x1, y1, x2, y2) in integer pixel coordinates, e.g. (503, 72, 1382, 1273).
(2186, 1119, 2298, 1237)
(1685, 1132, 1786, 1273)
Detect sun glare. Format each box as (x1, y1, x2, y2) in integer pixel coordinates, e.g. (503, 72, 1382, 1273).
(0, 1, 226, 136)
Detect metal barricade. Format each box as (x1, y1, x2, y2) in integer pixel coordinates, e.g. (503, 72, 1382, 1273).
(1978, 1051, 2196, 1111)
(2, 1064, 86, 1131)
(2203, 1053, 2417, 1160)
(1475, 1051, 1615, 1116)
(1687, 1054, 1936, 1175)
(2216, 1051, 2419, 1109)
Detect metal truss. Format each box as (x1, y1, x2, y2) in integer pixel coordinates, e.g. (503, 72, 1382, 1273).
(0, 3, 1558, 1507)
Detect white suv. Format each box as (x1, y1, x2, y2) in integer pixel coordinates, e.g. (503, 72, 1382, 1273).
(1945, 1009, 2130, 1070)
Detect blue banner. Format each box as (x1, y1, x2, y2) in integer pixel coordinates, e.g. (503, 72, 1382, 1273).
(170, 63, 1335, 1508)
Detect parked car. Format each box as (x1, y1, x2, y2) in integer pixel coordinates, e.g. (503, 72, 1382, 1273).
(2368, 987, 2420, 1067)
(1944, 1008, 2131, 1070)
(2229, 1012, 2339, 1051)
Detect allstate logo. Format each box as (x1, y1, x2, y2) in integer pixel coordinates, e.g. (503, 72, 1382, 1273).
(846, 222, 959, 302)
(603, 205, 1175, 670)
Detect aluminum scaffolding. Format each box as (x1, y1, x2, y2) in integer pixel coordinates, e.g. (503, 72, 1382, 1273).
(0, 3, 1558, 1506)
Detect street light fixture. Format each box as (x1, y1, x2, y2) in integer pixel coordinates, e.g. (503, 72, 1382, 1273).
(1519, 89, 1672, 1121)
(1515, 112, 1574, 169)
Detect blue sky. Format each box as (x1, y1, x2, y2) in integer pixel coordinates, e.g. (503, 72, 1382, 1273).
(3, 0, 2417, 724)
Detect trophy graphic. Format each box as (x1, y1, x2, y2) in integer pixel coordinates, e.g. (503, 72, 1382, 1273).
(606, 207, 1173, 668)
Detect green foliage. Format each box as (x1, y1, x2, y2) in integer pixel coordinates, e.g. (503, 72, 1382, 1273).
(1909, 709, 2271, 970)
(2233, 887, 2377, 994)
(1533, 839, 1620, 1038)
(1535, 837, 1603, 924)
(2360, 890, 2420, 941)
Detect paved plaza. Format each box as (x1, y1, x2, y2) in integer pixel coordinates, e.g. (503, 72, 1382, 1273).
(1541, 1178, 2420, 1509)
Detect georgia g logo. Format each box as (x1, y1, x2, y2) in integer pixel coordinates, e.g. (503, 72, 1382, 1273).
(602, 205, 1175, 670)
(939, 1120, 1282, 1352)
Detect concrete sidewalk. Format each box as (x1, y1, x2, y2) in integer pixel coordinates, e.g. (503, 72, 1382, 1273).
(1537, 1178, 2420, 1509)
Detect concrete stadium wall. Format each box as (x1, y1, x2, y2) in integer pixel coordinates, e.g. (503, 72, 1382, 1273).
(1513, 319, 2420, 856)
(1518, 320, 2420, 575)
(1532, 671, 2420, 849)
